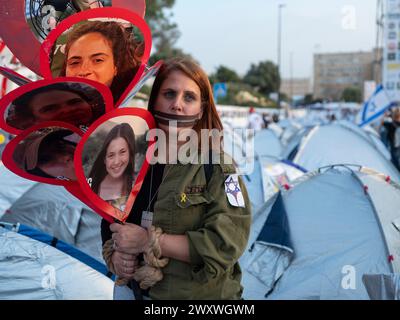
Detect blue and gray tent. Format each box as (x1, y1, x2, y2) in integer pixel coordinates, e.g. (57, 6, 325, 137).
(1, 182, 103, 261)
(244, 156, 306, 213)
(253, 129, 283, 158)
(282, 122, 400, 183)
(241, 165, 400, 300)
(0, 163, 37, 217)
(0, 222, 113, 299)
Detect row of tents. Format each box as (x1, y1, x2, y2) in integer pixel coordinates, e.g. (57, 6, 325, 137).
(221, 116, 400, 299)
(1, 113, 400, 299)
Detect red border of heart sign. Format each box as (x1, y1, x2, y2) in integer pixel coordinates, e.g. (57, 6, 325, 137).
(0, 77, 114, 135)
(0, 0, 146, 76)
(2, 120, 82, 186)
(39, 7, 152, 108)
(74, 107, 156, 223)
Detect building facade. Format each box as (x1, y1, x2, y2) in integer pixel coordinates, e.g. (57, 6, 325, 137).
(313, 49, 382, 101)
(280, 78, 312, 99)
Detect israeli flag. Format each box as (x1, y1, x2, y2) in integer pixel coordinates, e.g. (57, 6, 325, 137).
(359, 85, 394, 127)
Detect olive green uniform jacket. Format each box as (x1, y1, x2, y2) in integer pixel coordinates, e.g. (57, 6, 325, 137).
(149, 156, 251, 300)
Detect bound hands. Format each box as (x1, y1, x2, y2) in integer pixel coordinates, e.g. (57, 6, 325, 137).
(109, 223, 170, 289)
(110, 223, 149, 280)
(110, 223, 149, 254)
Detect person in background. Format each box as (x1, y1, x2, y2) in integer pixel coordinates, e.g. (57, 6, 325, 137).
(381, 107, 400, 170)
(247, 107, 263, 132)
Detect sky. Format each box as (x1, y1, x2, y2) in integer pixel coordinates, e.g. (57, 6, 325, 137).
(172, 0, 378, 79)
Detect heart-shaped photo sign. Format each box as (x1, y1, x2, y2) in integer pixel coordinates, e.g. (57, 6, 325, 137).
(0, 77, 113, 135)
(2, 121, 82, 186)
(74, 107, 155, 223)
(40, 7, 152, 106)
(0, 0, 146, 75)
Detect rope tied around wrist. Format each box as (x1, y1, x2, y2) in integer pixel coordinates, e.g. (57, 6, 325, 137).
(133, 226, 169, 289)
(102, 226, 169, 290)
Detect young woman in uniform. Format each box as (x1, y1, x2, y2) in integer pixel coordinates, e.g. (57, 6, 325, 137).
(101, 57, 251, 300)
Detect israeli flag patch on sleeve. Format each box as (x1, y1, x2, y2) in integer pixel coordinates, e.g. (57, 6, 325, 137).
(224, 175, 245, 208)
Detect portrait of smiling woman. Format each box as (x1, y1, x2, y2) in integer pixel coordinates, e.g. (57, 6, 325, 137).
(53, 20, 144, 102)
(88, 122, 136, 212)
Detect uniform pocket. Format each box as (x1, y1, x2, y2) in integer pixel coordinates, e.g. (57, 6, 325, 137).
(175, 191, 214, 208)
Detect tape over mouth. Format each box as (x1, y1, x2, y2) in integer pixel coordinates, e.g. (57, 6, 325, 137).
(153, 110, 201, 127)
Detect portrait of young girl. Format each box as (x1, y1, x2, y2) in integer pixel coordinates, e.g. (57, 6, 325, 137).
(88, 122, 136, 211)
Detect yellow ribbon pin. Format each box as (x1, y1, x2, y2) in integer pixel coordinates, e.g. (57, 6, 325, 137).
(180, 193, 187, 203)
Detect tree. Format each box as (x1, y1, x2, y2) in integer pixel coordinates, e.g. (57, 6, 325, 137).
(341, 87, 362, 103)
(243, 61, 280, 96)
(304, 94, 314, 105)
(209, 65, 240, 84)
(145, 0, 193, 64)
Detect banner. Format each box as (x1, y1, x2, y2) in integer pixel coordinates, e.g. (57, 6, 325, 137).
(383, 0, 400, 102)
(358, 85, 394, 127)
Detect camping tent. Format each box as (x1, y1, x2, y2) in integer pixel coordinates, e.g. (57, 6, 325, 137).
(338, 121, 391, 161)
(281, 126, 313, 161)
(0, 222, 113, 300)
(241, 165, 400, 299)
(253, 129, 283, 158)
(279, 120, 303, 146)
(244, 156, 306, 213)
(286, 122, 400, 183)
(0, 183, 103, 261)
(362, 125, 391, 161)
(0, 163, 37, 217)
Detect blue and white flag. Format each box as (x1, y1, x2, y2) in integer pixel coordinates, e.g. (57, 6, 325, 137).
(358, 85, 394, 127)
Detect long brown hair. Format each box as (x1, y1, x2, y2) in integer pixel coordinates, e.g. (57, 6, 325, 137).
(58, 20, 144, 102)
(89, 123, 135, 197)
(148, 57, 223, 149)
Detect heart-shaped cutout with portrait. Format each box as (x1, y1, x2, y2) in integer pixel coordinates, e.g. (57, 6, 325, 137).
(2, 121, 82, 186)
(1, 120, 117, 219)
(39, 7, 152, 107)
(0, 0, 146, 76)
(0, 77, 114, 135)
(74, 107, 156, 223)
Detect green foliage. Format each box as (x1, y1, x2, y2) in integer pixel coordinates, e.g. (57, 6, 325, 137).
(304, 94, 314, 105)
(341, 87, 362, 103)
(149, 48, 194, 66)
(243, 61, 280, 96)
(214, 82, 277, 108)
(208, 64, 280, 108)
(143, 4, 280, 108)
(145, 0, 194, 64)
(209, 65, 240, 84)
(145, 0, 178, 49)
(139, 84, 152, 96)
